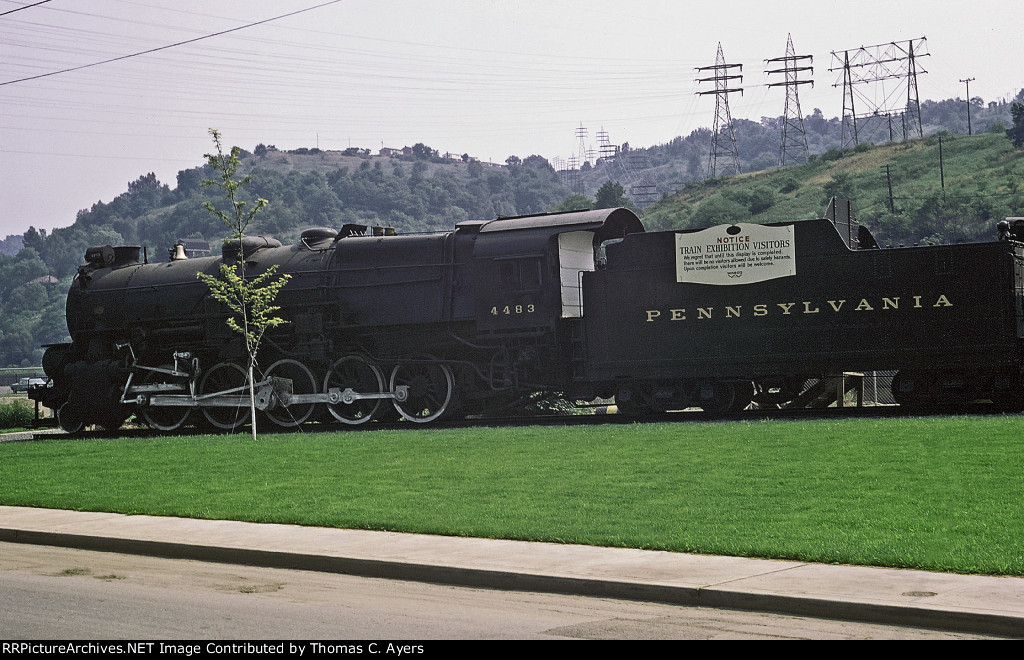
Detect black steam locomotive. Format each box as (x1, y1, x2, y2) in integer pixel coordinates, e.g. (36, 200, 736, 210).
(32, 205, 1024, 433)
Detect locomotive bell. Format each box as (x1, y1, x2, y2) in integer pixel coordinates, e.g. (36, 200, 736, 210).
(169, 243, 188, 260)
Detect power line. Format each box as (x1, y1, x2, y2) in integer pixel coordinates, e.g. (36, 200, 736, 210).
(0, 0, 344, 86)
(0, 1, 52, 18)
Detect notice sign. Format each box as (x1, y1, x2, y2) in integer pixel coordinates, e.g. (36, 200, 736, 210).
(675, 223, 796, 285)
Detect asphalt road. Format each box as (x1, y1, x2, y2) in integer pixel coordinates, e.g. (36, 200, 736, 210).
(0, 543, 993, 640)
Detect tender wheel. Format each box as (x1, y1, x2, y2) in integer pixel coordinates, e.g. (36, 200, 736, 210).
(389, 356, 454, 424)
(891, 371, 935, 409)
(694, 380, 735, 416)
(988, 374, 1023, 411)
(264, 359, 318, 428)
(140, 364, 193, 431)
(324, 355, 384, 425)
(615, 386, 655, 417)
(199, 361, 249, 430)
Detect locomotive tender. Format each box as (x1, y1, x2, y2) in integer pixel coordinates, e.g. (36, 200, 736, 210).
(33, 206, 1024, 432)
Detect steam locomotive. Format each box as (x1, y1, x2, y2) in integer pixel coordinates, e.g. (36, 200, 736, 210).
(32, 204, 1024, 433)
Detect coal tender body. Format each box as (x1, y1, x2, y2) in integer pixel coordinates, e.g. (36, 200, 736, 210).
(581, 215, 1024, 414)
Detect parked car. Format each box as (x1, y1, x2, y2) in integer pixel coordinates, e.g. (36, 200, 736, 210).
(10, 377, 46, 393)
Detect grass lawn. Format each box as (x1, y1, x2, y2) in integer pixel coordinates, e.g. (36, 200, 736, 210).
(1, 415, 1022, 576)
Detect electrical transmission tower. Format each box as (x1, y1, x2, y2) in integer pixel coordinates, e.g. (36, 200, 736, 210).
(551, 156, 569, 188)
(829, 37, 929, 150)
(596, 128, 618, 161)
(766, 34, 813, 166)
(594, 128, 656, 209)
(696, 43, 743, 178)
(564, 155, 580, 194)
(570, 123, 595, 195)
(626, 152, 659, 209)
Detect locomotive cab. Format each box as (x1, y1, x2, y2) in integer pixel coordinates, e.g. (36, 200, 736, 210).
(467, 208, 644, 333)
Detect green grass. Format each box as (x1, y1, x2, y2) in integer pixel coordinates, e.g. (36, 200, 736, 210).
(2, 416, 1023, 576)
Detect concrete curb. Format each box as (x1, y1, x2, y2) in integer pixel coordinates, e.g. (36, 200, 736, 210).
(2, 516, 1023, 637)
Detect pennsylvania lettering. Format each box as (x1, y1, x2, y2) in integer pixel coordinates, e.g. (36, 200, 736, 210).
(644, 294, 953, 322)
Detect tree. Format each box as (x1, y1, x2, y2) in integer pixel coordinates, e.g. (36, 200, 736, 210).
(1006, 102, 1024, 148)
(22, 227, 46, 253)
(594, 181, 634, 210)
(196, 129, 291, 440)
(125, 172, 169, 217)
(175, 168, 205, 199)
(410, 143, 437, 159)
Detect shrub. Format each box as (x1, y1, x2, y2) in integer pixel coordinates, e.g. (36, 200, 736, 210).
(0, 399, 33, 430)
(779, 177, 800, 194)
(821, 147, 845, 162)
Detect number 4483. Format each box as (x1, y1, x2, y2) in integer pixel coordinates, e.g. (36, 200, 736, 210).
(490, 304, 535, 315)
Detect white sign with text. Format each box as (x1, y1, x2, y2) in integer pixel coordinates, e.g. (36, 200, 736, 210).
(675, 223, 796, 285)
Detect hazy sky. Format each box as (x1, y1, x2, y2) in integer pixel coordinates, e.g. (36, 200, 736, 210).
(1, 0, 1022, 239)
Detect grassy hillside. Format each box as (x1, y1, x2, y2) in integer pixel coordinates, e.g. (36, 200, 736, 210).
(641, 132, 1024, 247)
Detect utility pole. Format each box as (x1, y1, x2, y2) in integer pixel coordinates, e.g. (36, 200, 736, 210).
(939, 136, 946, 197)
(884, 165, 895, 213)
(960, 77, 976, 135)
(766, 34, 814, 167)
(696, 43, 743, 178)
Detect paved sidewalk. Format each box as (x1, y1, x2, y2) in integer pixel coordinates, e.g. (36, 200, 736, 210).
(1, 505, 1022, 637)
(0, 428, 63, 443)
